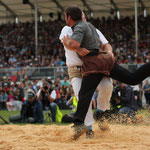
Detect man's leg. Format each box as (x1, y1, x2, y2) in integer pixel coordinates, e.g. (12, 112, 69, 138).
(73, 74, 104, 125)
(97, 77, 113, 111)
(119, 107, 136, 123)
(93, 77, 113, 125)
(119, 107, 134, 114)
(110, 62, 150, 85)
(71, 77, 95, 127)
(49, 102, 57, 122)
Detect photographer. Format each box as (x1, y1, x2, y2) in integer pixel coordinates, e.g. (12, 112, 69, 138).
(9, 89, 44, 123)
(37, 82, 58, 122)
(111, 82, 138, 120)
(22, 89, 44, 123)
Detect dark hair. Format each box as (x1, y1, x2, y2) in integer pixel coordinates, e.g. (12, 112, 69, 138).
(65, 5, 82, 21)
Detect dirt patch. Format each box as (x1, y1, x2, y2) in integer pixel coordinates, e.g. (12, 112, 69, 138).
(0, 122, 150, 150)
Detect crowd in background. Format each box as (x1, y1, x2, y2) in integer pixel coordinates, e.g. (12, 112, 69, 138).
(0, 75, 150, 112)
(1, 14, 150, 118)
(0, 15, 150, 70)
(0, 75, 72, 111)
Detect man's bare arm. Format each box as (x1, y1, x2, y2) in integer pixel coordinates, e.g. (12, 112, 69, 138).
(62, 35, 90, 56)
(102, 43, 114, 58)
(103, 43, 113, 52)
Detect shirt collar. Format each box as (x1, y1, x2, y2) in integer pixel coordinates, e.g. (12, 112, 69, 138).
(71, 20, 83, 30)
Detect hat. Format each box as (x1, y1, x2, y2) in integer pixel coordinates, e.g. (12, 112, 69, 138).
(10, 82, 14, 86)
(47, 77, 51, 80)
(27, 89, 36, 98)
(4, 83, 8, 86)
(28, 92, 35, 98)
(3, 76, 7, 79)
(52, 84, 56, 89)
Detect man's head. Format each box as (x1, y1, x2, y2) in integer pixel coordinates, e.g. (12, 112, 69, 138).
(0, 90, 5, 95)
(64, 5, 82, 26)
(3, 76, 7, 80)
(63, 77, 67, 82)
(120, 83, 125, 89)
(42, 82, 49, 91)
(4, 83, 8, 88)
(27, 89, 36, 103)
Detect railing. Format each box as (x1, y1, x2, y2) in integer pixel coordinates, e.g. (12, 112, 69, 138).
(0, 66, 68, 81)
(0, 64, 144, 81)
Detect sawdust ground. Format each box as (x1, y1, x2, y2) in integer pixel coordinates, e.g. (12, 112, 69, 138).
(0, 120, 150, 150)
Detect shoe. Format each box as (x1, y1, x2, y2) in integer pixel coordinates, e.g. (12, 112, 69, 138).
(93, 110, 104, 121)
(86, 130, 94, 139)
(73, 124, 88, 140)
(93, 110, 114, 122)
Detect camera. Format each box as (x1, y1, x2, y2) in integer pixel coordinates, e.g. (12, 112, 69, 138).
(43, 86, 48, 90)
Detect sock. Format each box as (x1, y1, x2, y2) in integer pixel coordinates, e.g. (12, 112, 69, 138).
(88, 125, 92, 131)
(96, 109, 103, 113)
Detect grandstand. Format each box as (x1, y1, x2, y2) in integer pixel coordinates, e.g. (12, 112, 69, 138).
(0, 0, 150, 81)
(0, 0, 150, 22)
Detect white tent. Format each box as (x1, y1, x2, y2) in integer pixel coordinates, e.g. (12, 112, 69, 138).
(0, 0, 150, 23)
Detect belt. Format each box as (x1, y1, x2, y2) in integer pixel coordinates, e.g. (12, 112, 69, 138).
(86, 50, 108, 56)
(86, 49, 99, 56)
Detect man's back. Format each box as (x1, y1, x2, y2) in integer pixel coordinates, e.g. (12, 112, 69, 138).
(72, 21, 100, 50)
(119, 85, 138, 111)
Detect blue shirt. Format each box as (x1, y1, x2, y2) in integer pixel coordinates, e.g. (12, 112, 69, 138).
(0, 93, 8, 102)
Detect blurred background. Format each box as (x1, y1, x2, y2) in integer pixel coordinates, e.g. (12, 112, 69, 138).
(0, 0, 150, 115)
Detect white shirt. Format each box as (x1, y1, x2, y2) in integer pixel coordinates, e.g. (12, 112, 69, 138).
(131, 85, 140, 91)
(37, 89, 57, 99)
(50, 90, 57, 99)
(59, 25, 108, 67)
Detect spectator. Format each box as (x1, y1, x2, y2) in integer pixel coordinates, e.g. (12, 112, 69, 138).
(13, 88, 24, 111)
(37, 82, 61, 122)
(143, 79, 150, 106)
(55, 86, 67, 109)
(0, 90, 8, 110)
(6, 90, 16, 111)
(137, 83, 143, 109)
(61, 84, 68, 99)
(132, 83, 143, 110)
(2, 83, 9, 94)
(32, 80, 38, 92)
(24, 81, 33, 101)
(111, 82, 139, 122)
(56, 63, 66, 79)
(66, 92, 78, 118)
(0, 16, 150, 69)
(8, 54, 16, 66)
(47, 77, 53, 88)
(2, 76, 10, 88)
(54, 77, 61, 89)
(21, 89, 44, 123)
(61, 76, 69, 87)
(9, 89, 44, 124)
(24, 75, 30, 83)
